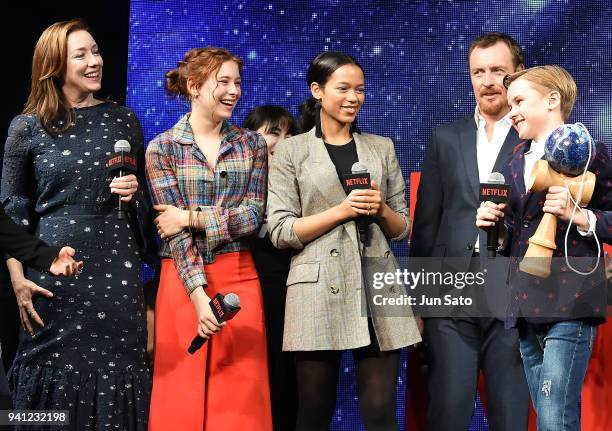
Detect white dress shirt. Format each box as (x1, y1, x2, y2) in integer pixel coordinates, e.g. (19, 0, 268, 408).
(523, 136, 547, 190)
(474, 107, 513, 252)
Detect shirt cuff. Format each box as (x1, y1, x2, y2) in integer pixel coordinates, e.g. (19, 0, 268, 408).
(197, 206, 231, 251)
(183, 268, 208, 295)
(577, 210, 596, 237)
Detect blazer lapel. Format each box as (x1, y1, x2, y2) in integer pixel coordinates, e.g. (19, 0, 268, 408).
(492, 126, 520, 174)
(353, 133, 382, 191)
(523, 145, 548, 210)
(303, 129, 349, 210)
(459, 122, 480, 201)
(506, 140, 531, 220)
(304, 130, 383, 252)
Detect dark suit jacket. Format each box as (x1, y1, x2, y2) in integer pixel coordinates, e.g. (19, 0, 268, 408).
(501, 140, 611, 328)
(0, 205, 59, 272)
(410, 116, 519, 317)
(411, 116, 519, 265)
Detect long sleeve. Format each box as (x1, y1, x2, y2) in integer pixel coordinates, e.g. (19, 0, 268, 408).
(0, 206, 60, 272)
(145, 138, 206, 295)
(384, 137, 410, 241)
(585, 142, 612, 243)
(1, 116, 38, 232)
(125, 112, 159, 269)
(498, 159, 517, 256)
(410, 129, 443, 257)
(197, 133, 267, 251)
(267, 140, 305, 250)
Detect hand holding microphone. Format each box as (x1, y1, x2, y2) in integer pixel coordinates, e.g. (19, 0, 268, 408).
(108, 140, 138, 219)
(476, 202, 506, 228)
(109, 175, 139, 202)
(476, 172, 510, 258)
(343, 162, 383, 245)
(188, 290, 241, 354)
(346, 181, 383, 217)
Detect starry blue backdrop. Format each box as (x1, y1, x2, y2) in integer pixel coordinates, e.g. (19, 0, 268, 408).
(127, 1, 612, 429)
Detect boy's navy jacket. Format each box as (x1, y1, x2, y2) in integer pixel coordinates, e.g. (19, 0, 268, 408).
(501, 140, 612, 328)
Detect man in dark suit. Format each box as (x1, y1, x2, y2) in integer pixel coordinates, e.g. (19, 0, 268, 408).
(0, 205, 82, 413)
(411, 33, 530, 430)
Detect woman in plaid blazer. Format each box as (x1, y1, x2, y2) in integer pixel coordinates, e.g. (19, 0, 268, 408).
(145, 47, 271, 431)
(267, 51, 421, 431)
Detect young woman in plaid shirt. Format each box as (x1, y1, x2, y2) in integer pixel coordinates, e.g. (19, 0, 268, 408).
(145, 47, 271, 430)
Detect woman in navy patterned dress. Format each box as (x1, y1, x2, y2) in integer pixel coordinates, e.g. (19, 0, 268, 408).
(1, 19, 156, 430)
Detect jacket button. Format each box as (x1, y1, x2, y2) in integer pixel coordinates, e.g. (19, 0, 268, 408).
(466, 243, 473, 251)
(523, 221, 529, 228)
(330, 249, 339, 257)
(330, 284, 339, 294)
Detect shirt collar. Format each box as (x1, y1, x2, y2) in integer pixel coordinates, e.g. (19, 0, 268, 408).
(525, 133, 551, 155)
(170, 113, 242, 145)
(473, 106, 512, 128)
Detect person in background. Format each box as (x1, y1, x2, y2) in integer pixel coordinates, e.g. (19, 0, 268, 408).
(244, 105, 300, 431)
(245, 105, 299, 157)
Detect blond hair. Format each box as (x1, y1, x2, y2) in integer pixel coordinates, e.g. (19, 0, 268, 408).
(23, 18, 91, 134)
(504, 65, 577, 120)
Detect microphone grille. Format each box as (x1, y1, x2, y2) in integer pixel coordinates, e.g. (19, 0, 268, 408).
(114, 140, 131, 153)
(351, 162, 368, 174)
(224, 293, 240, 307)
(487, 172, 505, 184)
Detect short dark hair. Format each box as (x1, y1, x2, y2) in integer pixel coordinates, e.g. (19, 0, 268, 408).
(243, 105, 300, 136)
(306, 51, 363, 89)
(300, 52, 364, 134)
(467, 32, 524, 69)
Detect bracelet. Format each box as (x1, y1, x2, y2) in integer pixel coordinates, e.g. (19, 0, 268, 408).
(188, 208, 198, 255)
(187, 209, 194, 236)
(194, 207, 203, 232)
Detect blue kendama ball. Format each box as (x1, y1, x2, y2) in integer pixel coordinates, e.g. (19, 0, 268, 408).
(544, 124, 596, 176)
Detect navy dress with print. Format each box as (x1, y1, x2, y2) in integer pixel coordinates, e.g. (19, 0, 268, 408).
(1, 102, 151, 430)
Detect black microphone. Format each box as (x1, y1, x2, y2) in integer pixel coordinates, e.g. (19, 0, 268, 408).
(479, 172, 510, 258)
(108, 140, 137, 220)
(188, 292, 241, 354)
(344, 162, 371, 246)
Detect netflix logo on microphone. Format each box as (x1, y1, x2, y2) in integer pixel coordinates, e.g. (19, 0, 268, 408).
(107, 153, 137, 171)
(343, 172, 371, 190)
(479, 183, 510, 204)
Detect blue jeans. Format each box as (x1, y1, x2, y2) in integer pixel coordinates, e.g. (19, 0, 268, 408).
(519, 320, 597, 431)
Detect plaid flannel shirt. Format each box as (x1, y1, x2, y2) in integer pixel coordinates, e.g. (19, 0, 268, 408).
(145, 114, 267, 295)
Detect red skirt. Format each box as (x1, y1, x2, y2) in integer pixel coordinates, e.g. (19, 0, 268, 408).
(149, 251, 272, 430)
